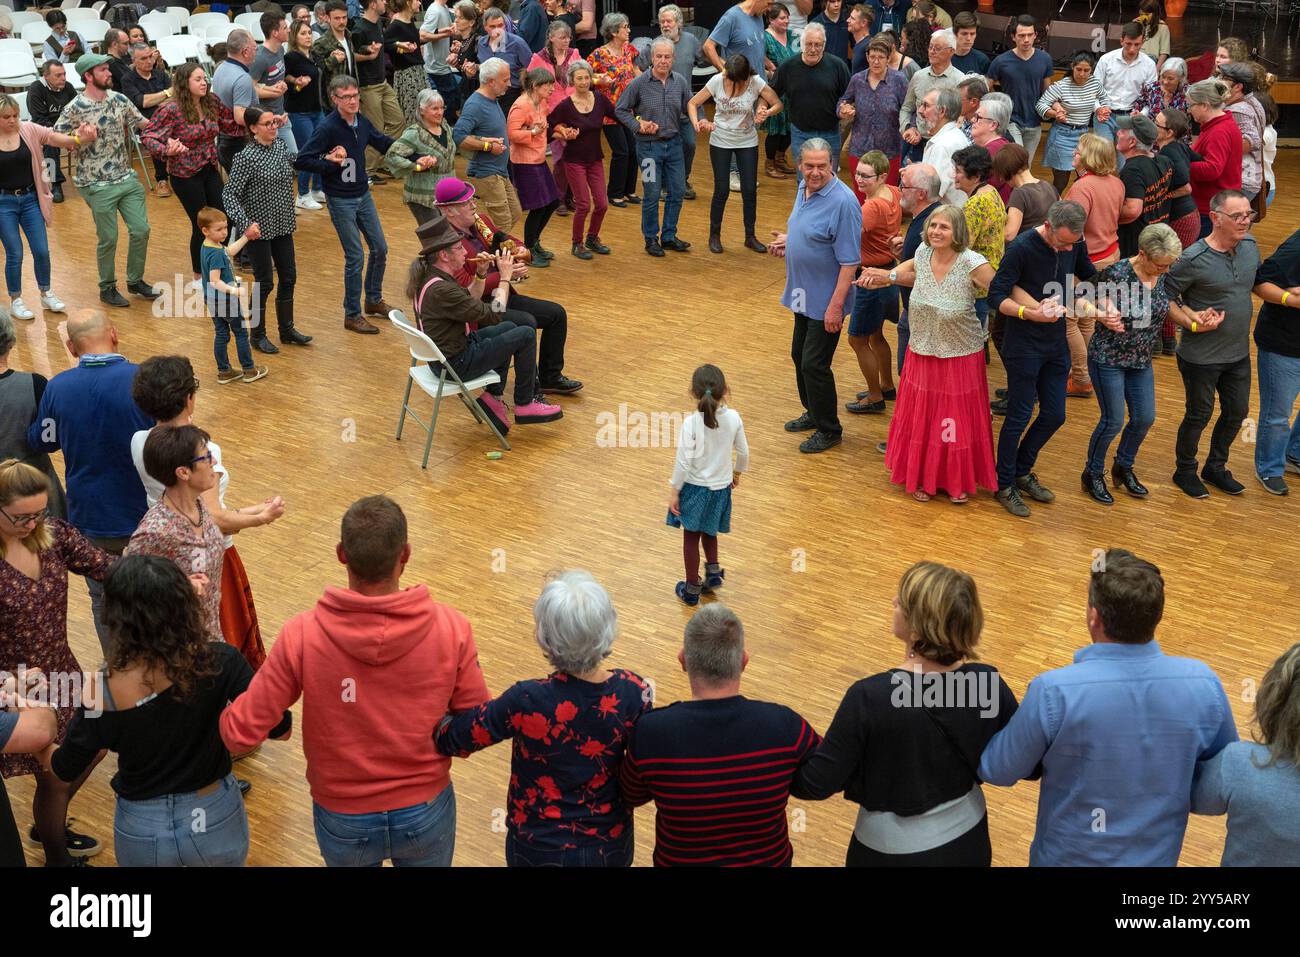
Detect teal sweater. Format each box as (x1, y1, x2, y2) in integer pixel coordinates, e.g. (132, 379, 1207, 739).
(384, 122, 457, 207)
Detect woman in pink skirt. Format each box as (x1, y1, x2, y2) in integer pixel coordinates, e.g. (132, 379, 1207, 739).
(859, 205, 998, 504)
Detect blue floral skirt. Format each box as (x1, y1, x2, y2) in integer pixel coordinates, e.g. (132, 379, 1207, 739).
(665, 482, 731, 536)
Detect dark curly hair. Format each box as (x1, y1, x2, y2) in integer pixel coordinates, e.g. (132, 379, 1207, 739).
(132, 355, 197, 421)
(952, 144, 993, 184)
(901, 20, 932, 68)
(104, 555, 219, 702)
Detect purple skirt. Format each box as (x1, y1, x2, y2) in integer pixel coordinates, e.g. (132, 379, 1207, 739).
(510, 160, 562, 211)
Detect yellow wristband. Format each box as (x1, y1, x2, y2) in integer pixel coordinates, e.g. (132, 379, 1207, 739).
(1283, 292, 1290, 306)
(72, 133, 81, 146)
(482, 140, 488, 152)
(1191, 321, 1198, 333)
(1018, 305, 1025, 319)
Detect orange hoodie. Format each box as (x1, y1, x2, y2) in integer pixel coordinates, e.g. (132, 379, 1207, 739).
(219, 584, 490, 814)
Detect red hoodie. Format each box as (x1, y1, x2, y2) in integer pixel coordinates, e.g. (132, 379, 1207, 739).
(1189, 112, 1243, 213)
(220, 585, 490, 814)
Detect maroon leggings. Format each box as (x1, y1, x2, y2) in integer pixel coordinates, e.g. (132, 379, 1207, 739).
(682, 530, 719, 585)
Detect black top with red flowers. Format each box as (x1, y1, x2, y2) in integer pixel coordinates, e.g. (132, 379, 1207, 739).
(435, 668, 652, 850)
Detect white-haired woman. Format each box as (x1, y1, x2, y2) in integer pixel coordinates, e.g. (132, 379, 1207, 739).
(435, 571, 651, 867)
(1134, 56, 1189, 127)
(385, 89, 459, 225)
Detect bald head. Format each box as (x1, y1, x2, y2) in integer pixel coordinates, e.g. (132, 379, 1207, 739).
(65, 310, 117, 356)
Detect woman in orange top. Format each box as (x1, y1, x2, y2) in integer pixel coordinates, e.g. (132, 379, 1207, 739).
(847, 151, 903, 414)
(1063, 133, 1125, 396)
(508, 68, 562, 265)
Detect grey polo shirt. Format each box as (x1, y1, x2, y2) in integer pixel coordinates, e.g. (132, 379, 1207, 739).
(1163, 236, 1261, 365)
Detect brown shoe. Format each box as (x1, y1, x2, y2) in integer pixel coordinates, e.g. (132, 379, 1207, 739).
(765, 159, 787, 179)
(157, 180, 173, 198)
(775, 154, 797, 175)
(344, 314, 380, 334)
(364, 299, 393, 318)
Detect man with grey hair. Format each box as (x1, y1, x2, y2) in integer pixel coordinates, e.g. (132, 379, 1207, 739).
(645, 4, 703, 198)
(453, 57, 522, 232)
(616, 37, 693, 256)
(989, 199, 1105, 517)
(621, 604, 820, 867)
(899, 26, 962, 162)
(769, 138, 860, 453)
(771, 22, 850, 177)
(311, 0, 330, 35)
(920, 85, 968, 207)
(212, 29, 259, 174)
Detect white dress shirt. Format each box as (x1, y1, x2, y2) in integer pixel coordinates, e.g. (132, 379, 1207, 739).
(1094, 49, 1156, 113)
(923, 121, 971, 208)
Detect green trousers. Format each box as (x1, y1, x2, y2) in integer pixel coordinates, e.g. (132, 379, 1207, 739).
(81, 175, 149, 290)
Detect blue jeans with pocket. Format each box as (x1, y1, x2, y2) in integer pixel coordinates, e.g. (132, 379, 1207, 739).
(114, 773, 248, 866)
(211, 303, 255, 372)
(1085, 359, 1155, 473)
(0, 191, 51, 296)
(504, 823, 633, 867)
(635, 136, 685, 242)
(1255, 348, 1300, 478)
(312, 784, 456, 867)
(288, 112, 324, 194)
(326, 191, 387, 317)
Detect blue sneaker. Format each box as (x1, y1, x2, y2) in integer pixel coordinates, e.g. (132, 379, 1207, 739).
(703, 565, 725, 592)
(675, 581, 701, 605)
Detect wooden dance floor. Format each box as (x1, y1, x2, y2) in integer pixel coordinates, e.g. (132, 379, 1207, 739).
(7, 141, 1300, 868)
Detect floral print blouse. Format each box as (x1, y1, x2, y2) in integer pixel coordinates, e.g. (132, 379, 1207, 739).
(124, 497, 225, 641)
(838, 68, 909, 157)
(436, 668, 652, 850)
(588, 43, 640, 125)
(907, 246, 990, 359)
(963, 185, 1007, 294)
(1133, 79, 1188, 125)
(1088, 258, 1169, 369)
(142, 97, 245, 180)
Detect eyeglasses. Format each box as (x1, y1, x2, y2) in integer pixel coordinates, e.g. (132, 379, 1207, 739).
(0, 504, 48, 526)
(973, 113, 992, 122)
(1215, 211, 1257, 223)
(334, 92, 360, 100)
(190, 451, 215, 467)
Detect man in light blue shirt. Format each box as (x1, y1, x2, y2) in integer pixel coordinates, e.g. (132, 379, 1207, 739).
(769, 139, 859, 455)
(979, 549, 1238, 866)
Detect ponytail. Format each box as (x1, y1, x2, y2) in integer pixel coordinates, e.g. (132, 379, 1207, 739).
(690, 364, 727, 430)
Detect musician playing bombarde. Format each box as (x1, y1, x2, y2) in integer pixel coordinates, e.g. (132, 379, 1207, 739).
(433, 176, 585, 397)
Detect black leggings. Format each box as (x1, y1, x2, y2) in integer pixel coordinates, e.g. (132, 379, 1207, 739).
(244, 233, 297, 333)
(524, 200, 558, 250)
(171, 163, 225, 275)
(765, 131, 791, 160)
(604, 124, 639, 199)
(709, 144, 758, 235)
(845, 813, 992, 867)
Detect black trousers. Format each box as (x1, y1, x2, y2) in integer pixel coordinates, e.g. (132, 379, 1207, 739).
(407, 201, 439, 226)
(765, 131, 791, 160)
(709, 144, 758, 235)
(505, 293, 568, 385)
(791, 313, 842, 436)
(604, 124, 639, 199)
(244, 233, 297, 336)
(0, 779, 22, 867)
(448, 321, 537, 405)
(171, 162, 225, 275)
(1175, 355, 1251, 475)
(845, 814, 992, 867)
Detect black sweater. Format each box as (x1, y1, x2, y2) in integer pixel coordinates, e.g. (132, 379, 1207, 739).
(792, 665, 1019, 816)
(25, 80, 76, 128)
(51, 643, 291, 800)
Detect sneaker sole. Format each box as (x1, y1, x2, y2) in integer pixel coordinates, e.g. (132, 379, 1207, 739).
(243, 371, 268, 383)
(1256, 474, 1288, 496)
(538, 384, 583, 395)
(515, 412, 564, 424)
(799, 439, 842, 453)
(1203, 476, 1245, 495)
(26, 830, 103, 858)
(217, 376, 242, 385)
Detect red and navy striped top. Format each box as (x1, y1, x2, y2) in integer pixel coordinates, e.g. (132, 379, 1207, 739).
(620, 696, 821, 867)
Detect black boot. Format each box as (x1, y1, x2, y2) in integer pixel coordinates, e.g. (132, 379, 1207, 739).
(1081, 469, 1114, 505)
(1111, 462, 1148, 497)
(276, 299, 312, 345)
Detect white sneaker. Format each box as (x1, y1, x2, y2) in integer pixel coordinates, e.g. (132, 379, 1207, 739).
(10, 298, 33, 320)
(40, 292, 66, 313)
(296, 195, 323, 210)
(729, 170, 741, 192)
(309, 189, 327, 203)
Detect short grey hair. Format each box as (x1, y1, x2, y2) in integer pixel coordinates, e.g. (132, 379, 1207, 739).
(802, 22, 827, 43)
(930, 27, 956, 50)
(683, 604, 745, 684)
(659, 3, 684, 24)
(932, 85, 962, 123)
(453, 0, 478, 18)
(0, 309, 14, 357)
(226, 28, 256, 57)
(482, 5, 507, 25)
(533, 570, 617, 674)
(981, 92, 1012, 133)
(1046, 199, 1088, 233)
(1161, 57, 1188, 83)
(600, 11, 628, 40)
(313, 1, 327, 14)
(650, 35, 675, 56)
(416, 88, 444, 113)
(1210, 188, 1249, 212)
(905, 162, 942, 200)
(1187, 77, 1229, 109)
(129, 42, 152, 58)
(567, 58, 593, 82)
(798, 136, 834, 161)
(1137, 222, 1183, 261)
(479, 56, 509, 82)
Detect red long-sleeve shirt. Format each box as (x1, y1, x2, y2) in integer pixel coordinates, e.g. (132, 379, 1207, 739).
(1189, 112, 1243, 214)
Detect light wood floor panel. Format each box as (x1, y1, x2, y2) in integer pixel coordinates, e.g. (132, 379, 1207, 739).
(6, 141, 1299, 867)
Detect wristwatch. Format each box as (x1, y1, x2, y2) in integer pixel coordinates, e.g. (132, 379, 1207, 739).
(888, 269, 898, 283)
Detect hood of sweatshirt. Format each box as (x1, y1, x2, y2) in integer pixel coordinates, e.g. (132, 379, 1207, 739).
(312, 584, 441, 668)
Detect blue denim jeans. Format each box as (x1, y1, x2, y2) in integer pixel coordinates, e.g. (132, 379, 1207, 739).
(635, 135, 685, 242)
(212, 307, 255, 372)
(1086, 359, 1155, 473)
(504, 823, 634, 867)
(288, 112, 324, 193)
(326, 192, 388, 316)
(790, 125, 841, 178)
(114, 773, 249, 866)
(679, 116, 696, 181)
(0, 191, 51, 295)
(1256, 348, 1300, 478)
(312, 784, 456, 867)
(996, 349, 1069, 489)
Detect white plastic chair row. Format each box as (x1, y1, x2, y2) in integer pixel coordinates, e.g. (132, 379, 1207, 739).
(65, 8, 100, 24)
(156, 33, 206, 66)
(233, 11, 265, 41)
(10, 11, 43, 32)
(188, 12, 232, 36)
(0, 49, 38, 87)
(138, 12, 177, 38)
(20, 22, 51, 53)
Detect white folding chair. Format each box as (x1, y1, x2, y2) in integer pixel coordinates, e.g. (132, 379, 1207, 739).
(0, 50, 38, 87)
(188, 12, 232, 36)
(138, 13, 177, 37)
(233, 12, 264, 41)
(14, 90, 28, 120)
(60, 0, 84, 8)
(0, 36, 31, 56)
(90, 0, 107, 14)
(19, 22, 52, 54)
(65, 9, 99, 24)
(390, 309, 510, 466)
(198, 21, 238, 44)
(165, 6, 188, 34)
(156, 33, 201, 66)
(77, 19, 110, 46)
(0, 7, 13, 18)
